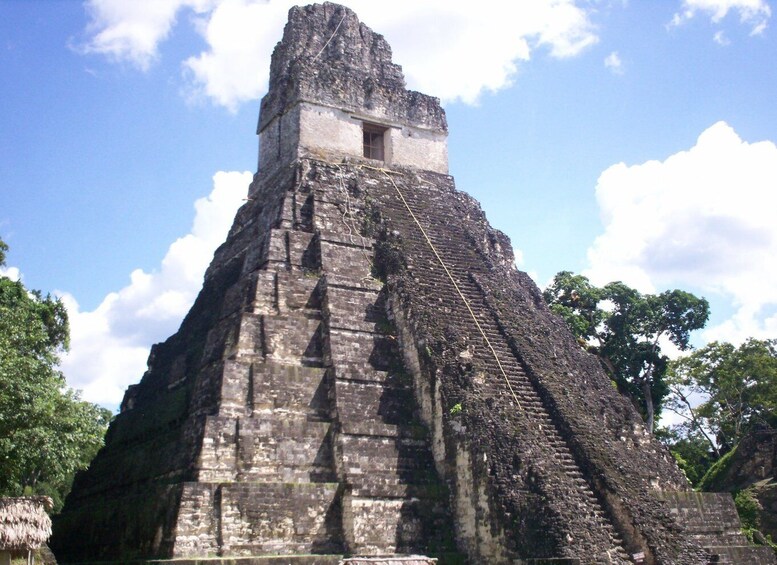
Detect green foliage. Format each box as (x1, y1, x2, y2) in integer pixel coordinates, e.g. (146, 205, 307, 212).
(0, 238, 111, 510)
(663, 433, 717, 487)
(698, 444, 737, 492)
(543, 271, 605, 343)
(735, 489, 761, 530)
(734, 488, 777, 554)
(543, 271, 709, 432)
(668, 339, 777, 453)
(745, 530, 777, 555)
(449, 402, 462, 416)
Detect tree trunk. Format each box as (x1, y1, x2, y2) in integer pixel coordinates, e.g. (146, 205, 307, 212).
(642, 334, 662, 434)
(643, 379, 655, 433)
(671, 387, 721, 458)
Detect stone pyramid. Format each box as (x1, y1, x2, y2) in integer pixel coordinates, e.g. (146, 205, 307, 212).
(52, 4, 776, 564)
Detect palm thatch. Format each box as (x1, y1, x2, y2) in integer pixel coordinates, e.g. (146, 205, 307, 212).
(0, 497, 53, 551)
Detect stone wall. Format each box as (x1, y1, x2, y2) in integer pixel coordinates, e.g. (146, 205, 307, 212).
(385, 124, 448, 175)
(260, 101, 448, 184)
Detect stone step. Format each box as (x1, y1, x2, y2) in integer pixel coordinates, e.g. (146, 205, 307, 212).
(384, 192, 634, 561)
(705, 545, 777, 564)
(70, 557, 345, 565)
(348, 480, 449, 499)
(340, 557, 439, 565)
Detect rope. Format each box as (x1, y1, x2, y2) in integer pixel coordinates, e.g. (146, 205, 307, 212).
(313, 12, 347, 60)
(332, 162, 377, 282)
(374, 167, 522, 411)
(333, 162, 358, 245)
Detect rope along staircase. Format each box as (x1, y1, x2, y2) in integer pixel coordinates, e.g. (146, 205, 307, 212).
(371, 167, 633, 564)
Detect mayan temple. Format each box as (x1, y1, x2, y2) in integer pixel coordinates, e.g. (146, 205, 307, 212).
(51, 4, 775, 565)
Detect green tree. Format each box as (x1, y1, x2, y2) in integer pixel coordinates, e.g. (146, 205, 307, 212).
(666, 339, 777, 454)
(656, 427, 717, 486)
(0, 239, 111, 510)
(544, 271, 709, 432)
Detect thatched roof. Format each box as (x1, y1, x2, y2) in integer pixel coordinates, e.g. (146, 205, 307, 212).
(0, 497, 53, 551)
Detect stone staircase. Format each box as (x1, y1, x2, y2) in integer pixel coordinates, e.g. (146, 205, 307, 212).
(367, 167, 634, 563)
(657, 492, 777, 564)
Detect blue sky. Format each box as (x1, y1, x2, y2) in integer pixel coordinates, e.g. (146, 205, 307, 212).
(2, 0, 777, 414)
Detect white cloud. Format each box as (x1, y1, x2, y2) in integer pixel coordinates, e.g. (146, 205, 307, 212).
(78, 0, 216, 69)
(586, 121, 777, 345)
(82, 0, 599, 109)
(604, 51, 623, 73)
(181, 0, 291, 111)
(59, 171, 250, 408)
(713, 29, 732, 44)
(0, 265, 21, 281)
(670, 0, 771, 36)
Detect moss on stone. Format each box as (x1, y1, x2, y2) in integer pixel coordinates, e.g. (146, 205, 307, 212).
(699, 444, 739, 492)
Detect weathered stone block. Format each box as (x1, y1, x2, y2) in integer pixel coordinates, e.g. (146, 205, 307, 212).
(277, 270, 321, 312)
(320, 240, 374, 283)
(197, 416, 239, 482)
(267, 228, 290, 265)
(241, 230, 273, 274)
(234, 313, 264, 357)
(201, 315, 241, 364)
(218, 359, 252, 418)
(252, 270, 278, 315)
(237, 416, 334, 482)
(262, 314, 323, 365)
(252, 362, 329, 417)
(288, 231, 317, 269)
(656, 491, 748, 547)
(312, 197, 355, 242)
(324, 286, 383, 333)
(173, 483, 218, 557)
(343, 496, 438, 556)
(218, 273, 256, 320)
(334, 379, 415, 428)
(327, 329, 396, 373)
(219, 483, 343, 556)
(338, 434, 435, 491)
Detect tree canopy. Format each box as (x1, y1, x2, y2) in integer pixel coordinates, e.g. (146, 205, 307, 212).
(666, 338, 777, 456)
(0, 239, 111, 510)
(543, 271, 709, 432)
